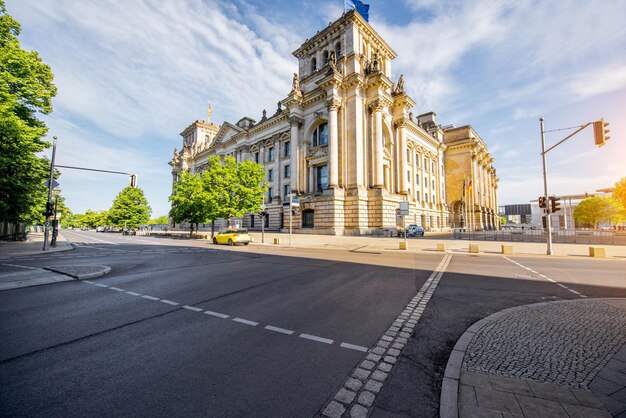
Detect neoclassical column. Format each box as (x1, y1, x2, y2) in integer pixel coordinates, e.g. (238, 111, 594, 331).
(289, 116, 303, 193)
(396, 118, 408, 194)
(372, 103, 384, 188)
(326, 98, 341, 188)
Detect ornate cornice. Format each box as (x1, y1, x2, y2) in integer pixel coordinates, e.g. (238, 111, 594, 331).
(326, 97, 342, 111)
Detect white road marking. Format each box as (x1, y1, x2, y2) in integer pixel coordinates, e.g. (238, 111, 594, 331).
(109, 287, 125, 292)
(340, 342, 368, 352)
(182, 305, 203, 312)
(160, 299, 179, 306)
(1, 263, 38, 270)
(264, 325, 294, 335)
(94, 283, 109, 287)
(299, 333, 333, 345)
(83, 280, 94, 284)
(233, 318, 258, 326)
(503, 256, 585, 298)
(204, 310, 229, 319)
(141, 295, 160, 301)
(68, 231, 118, 244)
(126, 291, 142, 296)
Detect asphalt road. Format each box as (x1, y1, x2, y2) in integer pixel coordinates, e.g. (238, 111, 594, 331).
(1, 231, 625, 417)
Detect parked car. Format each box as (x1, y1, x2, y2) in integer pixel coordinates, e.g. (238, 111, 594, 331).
(96, 226, 105, 232)
(212, 229, 251, 246)
(406, 224, 425, 237)
(122, 228, 136, 236)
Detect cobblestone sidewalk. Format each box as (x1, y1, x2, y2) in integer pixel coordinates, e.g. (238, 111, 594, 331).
(442, 299, 626, 418)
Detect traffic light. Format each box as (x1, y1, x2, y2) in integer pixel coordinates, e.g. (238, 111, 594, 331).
(129, 174, 137, 188)
(538, 196, 546, 209)
(593, 118, 610, 147)
(550, 196, 561, 213)
(258, 211, 267, 219)
(43, 201, 54, 217)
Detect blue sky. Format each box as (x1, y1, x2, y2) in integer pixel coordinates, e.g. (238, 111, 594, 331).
(7, 0, 626, 217)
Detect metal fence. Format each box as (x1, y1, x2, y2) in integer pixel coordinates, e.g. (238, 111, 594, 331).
(453, 229, 626, 245)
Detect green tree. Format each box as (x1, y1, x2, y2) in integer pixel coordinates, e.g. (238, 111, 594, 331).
(147, 215, 169, 225)
(108, 187, 151, 229)
(0, 1, 57, 238)
(169, 170, 214, 237)
(613, 177, 626, 217)
(573, 195, 623, 228)
(208, 156, 266, 221)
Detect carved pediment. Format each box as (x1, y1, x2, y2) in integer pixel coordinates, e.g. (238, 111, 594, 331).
(306, 146, 328, 162)
(213, 122, 244, 146)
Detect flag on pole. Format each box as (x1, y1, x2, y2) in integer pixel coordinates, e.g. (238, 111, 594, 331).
(347, 0, 369, 21)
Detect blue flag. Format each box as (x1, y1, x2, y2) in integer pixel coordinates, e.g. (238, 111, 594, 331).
(349, 0, 369, 22)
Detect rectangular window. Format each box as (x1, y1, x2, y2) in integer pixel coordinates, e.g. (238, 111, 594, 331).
(268, 169, 273, 182)
(407, 171, 411, 181)
(425, 193, 428, 203)
(432, 161, 435, 172)
(424, 177, 428, 188)
(250, 214, 255, 228)
(284, 141, 291, 157)
(313, 123, 329, 147)
(416, 154, 420, 167)
(416, 175, 419, 185)
(432, 180, 435, 190)
(424, 157, 427, 167)
(284, 164, 290, 178)
(254, 152, 259, 164)
(268, 187, 273, 202)
(284, 184, 291, 198)
(316, 165, 328, 192)
(407, 149, 410, 162)
(268, 147, 274, 162)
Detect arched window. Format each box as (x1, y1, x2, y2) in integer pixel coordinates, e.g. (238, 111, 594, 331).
(311, 57, 317, 73)
(302, 209, 314, 228)
(312, 122, 328, 146)
(323, 50, 329, 65)
(335, 42, 341, 56)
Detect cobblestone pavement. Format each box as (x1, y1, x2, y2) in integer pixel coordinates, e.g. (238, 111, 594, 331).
(442, 299, 626, 418)
(464, 300, 626, 388)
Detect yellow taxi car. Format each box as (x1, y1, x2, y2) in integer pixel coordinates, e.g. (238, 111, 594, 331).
(212, 228, 251, 246)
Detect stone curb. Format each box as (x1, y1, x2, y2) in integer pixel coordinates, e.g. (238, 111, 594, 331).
(0, 241, 74, 261)
(43, 265, 111, 280)
(439, 297, 626, 418)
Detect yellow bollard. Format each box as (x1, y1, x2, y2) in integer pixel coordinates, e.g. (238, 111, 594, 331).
(589, 247, 605, 258)
(436, 243, 446, 252)
(273, 238, 281, 245)
(399, 242, 407, 250)
(469, 243, 479, 253)
(501, 245, 513, 255)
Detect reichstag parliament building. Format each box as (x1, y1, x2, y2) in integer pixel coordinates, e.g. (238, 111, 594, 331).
(169, 10, 499, 235)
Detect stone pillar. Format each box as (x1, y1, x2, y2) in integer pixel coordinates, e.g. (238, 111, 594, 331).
(289, 116, 302, 193)
(327, 98, 340, 188)
(397, 119, 408, 194)
(373, 105, 384, 188)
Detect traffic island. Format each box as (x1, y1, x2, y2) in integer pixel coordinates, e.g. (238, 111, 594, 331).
(44, 265, 111, 280)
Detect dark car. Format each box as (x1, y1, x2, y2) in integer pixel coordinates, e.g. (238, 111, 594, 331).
(406, 224, 425, 237)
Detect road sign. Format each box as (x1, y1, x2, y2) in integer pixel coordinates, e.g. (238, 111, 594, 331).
(291, 199, 300, 208)
(45, 179, 60, 189)
(398, 201, 409, 216)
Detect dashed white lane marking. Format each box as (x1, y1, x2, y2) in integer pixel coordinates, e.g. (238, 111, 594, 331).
(503, 256, 586, 298)
(233, 317, 258, 326)
(160, 299, 179, 306)
(264, 325, 294, 335)
(300, 333, 334, 345)
(0, 263, 39, 270)
(81, 281, 366, 351)
(340, 342, 368, 352)
(204, 310, 230, 319)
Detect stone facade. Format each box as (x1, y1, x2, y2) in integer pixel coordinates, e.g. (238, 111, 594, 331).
(169, 10, 499, 234)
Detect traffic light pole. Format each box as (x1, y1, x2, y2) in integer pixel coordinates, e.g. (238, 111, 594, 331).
(540, 118, 553, 255)
(43, 136, 57, 251)
(539, 117, 606, 255)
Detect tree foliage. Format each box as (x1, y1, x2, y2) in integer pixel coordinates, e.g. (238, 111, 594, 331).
(169, 156, 266, 235)
(108, 187, 151, 228)
(573, 195, 623, 228)
(613, 177, 626, 209)
(0, 1, 57, 231)
(147, 215, 169, 225)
